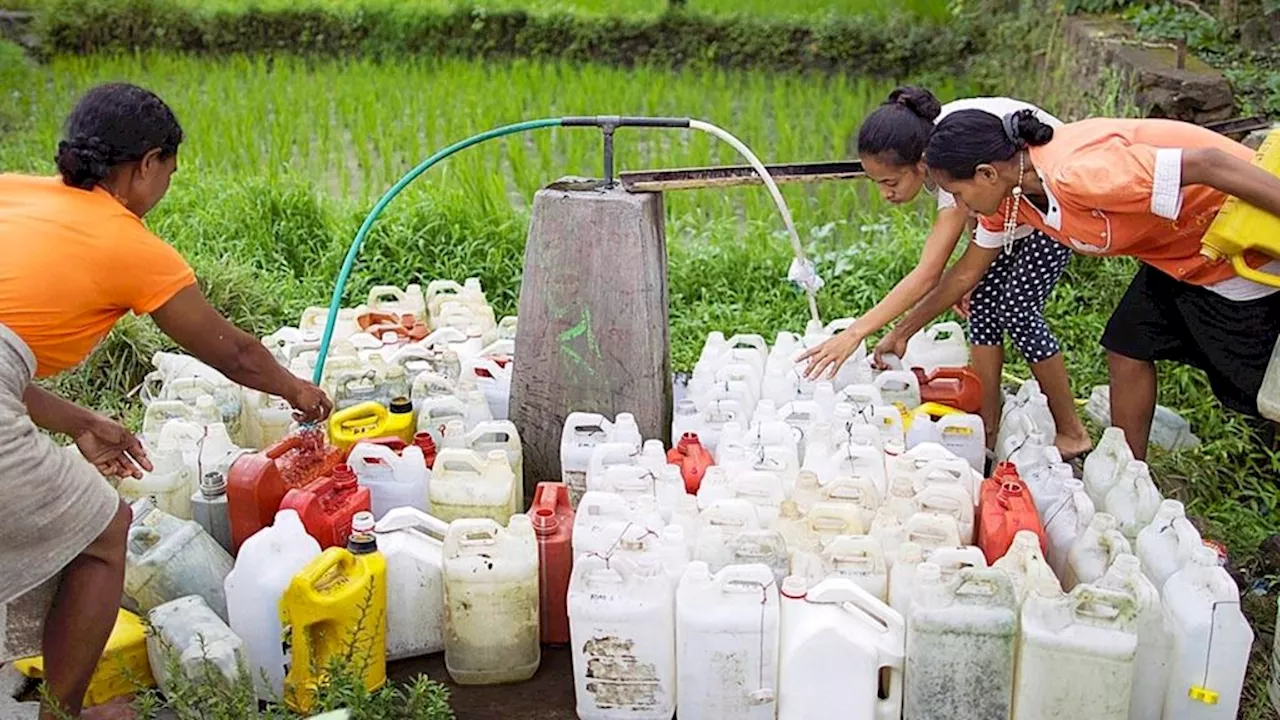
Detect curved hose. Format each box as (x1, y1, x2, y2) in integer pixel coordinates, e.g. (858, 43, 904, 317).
(311, 118, 563, 384)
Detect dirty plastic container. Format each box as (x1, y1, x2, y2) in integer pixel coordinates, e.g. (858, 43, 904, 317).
(916, 483, 975, 545)
(1042, 478, 1096, 581)
(367, 283, 426, 322)
(225, 509, 322, 700)
(192, 471, 234, 554)
(443, 515, 540, 685)
(991, 530, 1061, 603)
(668, 433, 714, 493)
(531, 482, 575, 645)
(373, 507, 449, 661)
(239, 389, 295, 451)
(1097, 554, 1171, 720)
(561, 412, 635, 505)
(146, 595, 246, 695)
(977, 464, 1046, 564)
(874, 371, 922, 411)
(999, 380, 1056, 451)
(935, 412, 986, 473)
(227, 431, 345, 552)
(677, 562, 779, 719)
(125, 498, 234, 620)
(904, 321, 970, 374)
(442, 419, 523, 507)
(793, 535, 889, 602)
(348, 442, 429, 520)
(1065, 512, 1132, 590)
(120, 433, 196, 520)
(905, 565, 1018, 720)
(1104, 460, 1163, 540)
(888, 544, 987, 621)
(573, 492, 666, 561)
(429, 448, 517, 524)
(280, 519, 387, 712)
(914, 367, 983, 415)
(1137, 499, 1203, 594)
(1083, 427, 1135, 508)
(12, 609, 155, 708)
(695, 527, 790, 585)
(818, 475, 882, 531)
(569, 554, 676, 720)
(1013, 585, 1138, 720)
(1161, 546, 1253, 720)
(280, 465, 373, 549)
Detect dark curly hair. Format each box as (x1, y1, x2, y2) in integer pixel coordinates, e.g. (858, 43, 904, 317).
(55, 83, 184, 191)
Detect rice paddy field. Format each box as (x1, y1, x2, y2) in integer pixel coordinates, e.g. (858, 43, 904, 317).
(1, 0, 1279, 714)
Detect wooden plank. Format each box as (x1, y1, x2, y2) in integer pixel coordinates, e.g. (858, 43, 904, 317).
(620, 160, 865, 192)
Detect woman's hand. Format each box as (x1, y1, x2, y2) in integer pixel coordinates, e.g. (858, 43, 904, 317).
(872, 329, 909, 370)
(287, 380, 333, 424)
(798, 329, 864, 381)
(953, 290, 972, 319)
(75, 417, 151, 480)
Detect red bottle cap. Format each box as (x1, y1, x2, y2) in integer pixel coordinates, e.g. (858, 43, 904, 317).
(531, 506, 560, 535)
(332, 464, 357, 489)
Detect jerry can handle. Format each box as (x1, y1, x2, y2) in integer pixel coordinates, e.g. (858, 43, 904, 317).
(532, 482, 571, 515)
(347, 441, 400, 468)
(332, 402, 388, 431)
(1069, 584, 1136, 627)
(367, 285, 408, 308)
(375, 507, 450, 538)
(293, 547, 352, 589)
(265, 433, 308, 460)
(1230, 254, 1280, 288)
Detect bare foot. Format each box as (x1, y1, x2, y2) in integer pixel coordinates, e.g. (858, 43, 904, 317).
(1056, 431, 1093, 462)
(79, 697, 136, 720)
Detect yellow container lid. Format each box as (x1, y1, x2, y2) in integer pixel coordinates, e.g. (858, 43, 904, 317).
(13, 609, 155, 706)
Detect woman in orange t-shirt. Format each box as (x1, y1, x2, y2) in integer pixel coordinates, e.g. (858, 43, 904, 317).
(876, 109, 1280, 461)
(0, 84, 331, 720)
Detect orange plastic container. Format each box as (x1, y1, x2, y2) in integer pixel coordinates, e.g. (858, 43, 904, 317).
(977, 462, 1046, 564)
(280, 465, 373, 549)
(530, 482, 575, 645)
(913, 367, 983, 414)
(667, 433, 715, 493)
(227, 430, 345, 552)
(357, 310, 429, 341)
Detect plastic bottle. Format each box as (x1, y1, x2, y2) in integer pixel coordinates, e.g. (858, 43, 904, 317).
(905, 565, 1018, 720)
(676, 562, 778, 719)
(1013, 585, 1138, 720)
(1104, 460, 1164, 540)
(977, 463, 1046, 564)
(1097, 554, 1172, 720)
(280, 513, 387, 712)
(667, 433, 715, 493)
(120, 433, 196, 520)
(1084, 427, 1135, 509)
(124, 498, 234, 621)
(874, 370, 922, 411)
(695, 527, 790, 585)
(224, 510, 321, 700)
(913, 367, 983, 414)
(530, 482, 575, 645)
(904, 321, 970, 374)
(146, 595, 246, 696)
(795, 535, 889, 602)
(1136, 499, 1203, 594)
(429, 448, 517, 524)
(443, 515, 540, 685)
(372, 507, 449, 661)
(1161, 547, 1254, 720)
(568, 554, 676, 719)
(226, 431, 345, 553)
(347, 442, 430, 520)
(1065, 513, 1133, 590)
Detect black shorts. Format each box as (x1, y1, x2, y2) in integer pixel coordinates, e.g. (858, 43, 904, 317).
(1101, 264, 1280, 417)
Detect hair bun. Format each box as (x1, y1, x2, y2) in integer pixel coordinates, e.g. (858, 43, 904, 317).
(887, 86, 942, 122)
(55, 136, 114, 190)
(1003, 109, 1054, 149)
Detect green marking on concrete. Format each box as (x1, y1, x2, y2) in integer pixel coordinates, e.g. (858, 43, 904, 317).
(558, 307, 597, 377)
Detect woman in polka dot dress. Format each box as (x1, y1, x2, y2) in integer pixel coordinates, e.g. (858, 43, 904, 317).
(801, 87, 1092, 460)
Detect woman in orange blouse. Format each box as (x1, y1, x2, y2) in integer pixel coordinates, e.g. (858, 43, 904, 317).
(876, 109, 1280, 460)
(0, 84, 332, 720)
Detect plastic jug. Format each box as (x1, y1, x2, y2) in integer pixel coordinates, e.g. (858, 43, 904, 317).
(905, 566, 1018, 720)
(347, 442, 429, 520)
(429, 448, 517, 524)
(463, 356, 513, 421)
(192, 470, 234, 554)
(531, 482, 575, 645)
(695, 527, 790, 585)
(125, 498, 234, 620)
(1041, 478, 1096, 581)
(157, 419, 246, 481)
(977, 463, 1046, 564)
(328, 399, 415, 450)
(874, 370, 922, 411)
(562, 412, 617, 505)
(990, 530, 1061, 603)
(677, 562, 779, 719)
(372, 507, 449, 661)
(869, 508, 907, 566)
(671, 400, 705, 447)
(888, 544, 987, 621)
(819, 476, 882, 531)
(912, 367, 982, 415)
(1014, 585, 1138, 720)
(794, 535, 889, 602)
(779, 501, 865, 558)
(1161, 546, 1253, 719)
(414, 395, 468, 445)
(1083, 427, 1135, 508)
(301, 306, 358, 341)
(902, 511, 963, 561)
(934, 413, 985, 473)
(573, 492, 666, 561)
(280, 465, 373, 549)
(1065, 512, 1132, 590)
(667, 433, 714, 493)
(777, 575, 904, 720)
(999, 380, 1056, 447)
(426, 277, 490, 324)
(444, 515, 541, 685)
(224, 509, 322, 700)
(1199, 127, 1280, 286)
(239, 389, 295, 450)
(440, 419, 523, 497)
(12, 609, 154, 708)
(890, 442, 980, 503)
(567, 554, 676, 720)
(1136, 499, 1203, 593)
(120, 432, 196, 520)
(1097, 554, 1171, 720)
(1104, 460, 1163, 540)
(904, 321, 970, 374)
(227, 431, 344, 552)
(146, 595, 246, 695)
(915, 483, 975, 545)
(829, 440, 888, 497)
(280, 517, 387, 712)
(367, 283, 426, 322)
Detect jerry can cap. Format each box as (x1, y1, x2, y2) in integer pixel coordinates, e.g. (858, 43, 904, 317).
(389, 396, 413, 414)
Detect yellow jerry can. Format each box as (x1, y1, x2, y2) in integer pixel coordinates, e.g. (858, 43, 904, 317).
(328, 400, 414, 450)
(12, 609, 155, 706)
(1200, 128, 1280, 287)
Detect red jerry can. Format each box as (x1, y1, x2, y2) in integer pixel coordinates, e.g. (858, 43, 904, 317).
(913, 367, 983, 414)
(226, 431, 344, 553)
(978, 462, 1046, 564)
(280, 464, 373, 550)
(530, 482, 575, 645)
(667, 433, 715, 494)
